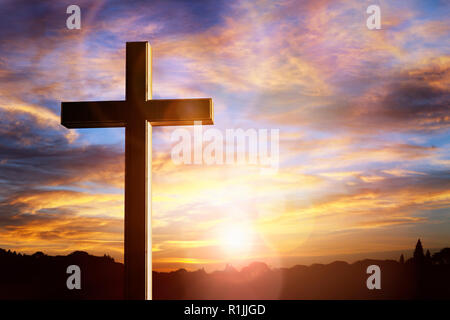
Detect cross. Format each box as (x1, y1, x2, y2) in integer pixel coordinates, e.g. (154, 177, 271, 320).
(61, 41, 213, 300)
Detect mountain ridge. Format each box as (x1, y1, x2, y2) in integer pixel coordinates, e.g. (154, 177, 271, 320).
(1, 247, 449, 299)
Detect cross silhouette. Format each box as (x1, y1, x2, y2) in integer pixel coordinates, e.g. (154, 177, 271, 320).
(61, 41, 214, 299)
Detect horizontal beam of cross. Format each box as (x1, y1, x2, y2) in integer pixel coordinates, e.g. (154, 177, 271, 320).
(61, 98, 213, 128)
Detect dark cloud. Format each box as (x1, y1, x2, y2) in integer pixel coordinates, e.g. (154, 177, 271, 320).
(0, 108, 123, 231)
(257, 60, 450, 134)
(0, 0, 229, 45)
(358, 65, 450, 132)
(381, 83, 448, 120)
(0, 125, 124, 190)
(368, 170, 450, 193)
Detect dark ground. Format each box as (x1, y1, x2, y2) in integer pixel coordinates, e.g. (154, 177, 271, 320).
(1, 247, 449, 299)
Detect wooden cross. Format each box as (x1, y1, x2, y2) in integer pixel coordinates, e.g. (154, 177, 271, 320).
(61, 41, 213, 300)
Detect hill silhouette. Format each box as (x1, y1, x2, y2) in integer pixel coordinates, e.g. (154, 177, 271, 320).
(0, 248, 123, 299)
(1, 241, 449, 299)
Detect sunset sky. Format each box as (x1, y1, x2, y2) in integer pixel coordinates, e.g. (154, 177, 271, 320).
(0, 0, 449, 271)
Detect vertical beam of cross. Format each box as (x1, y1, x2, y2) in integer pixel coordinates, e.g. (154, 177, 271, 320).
(124, 42, 152, 300)
(61, 41, 214, 300)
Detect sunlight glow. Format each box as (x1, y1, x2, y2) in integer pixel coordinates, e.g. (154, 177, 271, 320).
(219, 222, 254, 257)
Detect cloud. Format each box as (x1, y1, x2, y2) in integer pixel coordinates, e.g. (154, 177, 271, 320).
(0, 210, 123, 258)
(257, 56, 450, 134)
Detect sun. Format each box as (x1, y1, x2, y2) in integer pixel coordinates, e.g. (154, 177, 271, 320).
(218, 222, 254, 257)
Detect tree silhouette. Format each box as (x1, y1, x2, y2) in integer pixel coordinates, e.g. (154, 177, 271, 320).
(399, 254, 405, 264)
(425, 250, 431, 263)
(432, 248, 450, 265)
(413, 239, 425, 262)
